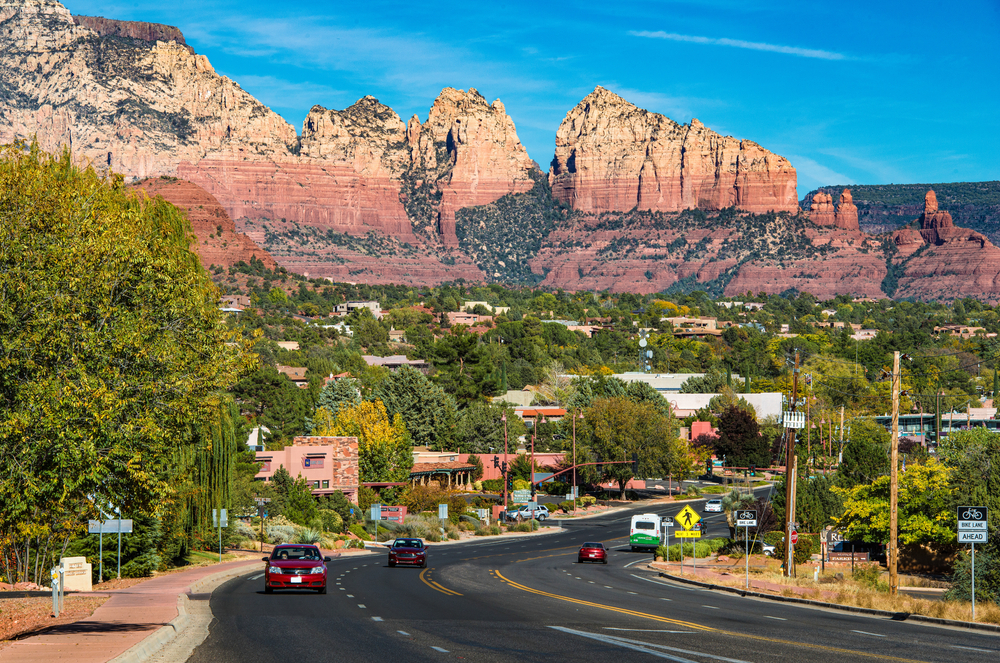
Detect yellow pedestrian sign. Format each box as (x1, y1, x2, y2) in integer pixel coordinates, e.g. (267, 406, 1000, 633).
(676, 505, 701, 530)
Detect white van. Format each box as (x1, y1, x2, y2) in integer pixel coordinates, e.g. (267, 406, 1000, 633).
(629, 513, 662, 551)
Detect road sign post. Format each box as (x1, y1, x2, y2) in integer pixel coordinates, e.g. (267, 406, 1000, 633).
(674, 505, 702, 574)
(736, 510, 758, 590)
(958, 506, 988, 620)
(212, 509, 228, 562)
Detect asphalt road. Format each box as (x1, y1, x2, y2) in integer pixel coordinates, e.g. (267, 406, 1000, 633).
(190, 497, 1000, 663)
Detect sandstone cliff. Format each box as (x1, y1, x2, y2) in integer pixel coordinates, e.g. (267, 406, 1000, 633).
(72, 15, 192, 52)
(0, 0, 297, 178)
(808, 189, 859, 230)
(549, 87, 798, 215)
(132, 178, 277, 270)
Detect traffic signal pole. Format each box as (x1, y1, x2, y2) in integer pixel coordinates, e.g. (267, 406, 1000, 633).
(890, 350, 900, 596)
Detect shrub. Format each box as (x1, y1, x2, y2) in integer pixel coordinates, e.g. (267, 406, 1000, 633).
(121, 553, 160, 578)
(296, 528, 323, 544)
(474, 480, 483, 492)
(580, 496, 597, 507)
(481, 479, 503, 493)
(427, 531, 442, 542)
(772, 533, 816, 565)
(686, 485, 702, 497)
(235, 520, 258, 541)
(447, 530, 460, 540)
(559, 500, 574, 513)
(267, 525, 299, 544)
(513, 479, 531, 491)
(317, 509, 344, 533)
(853, 563, 888, 591)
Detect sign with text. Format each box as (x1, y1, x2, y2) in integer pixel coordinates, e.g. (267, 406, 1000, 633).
(959, 531, 987, 543)
(379, 506, 407, 523)
(511, 489, 531, 504)
(88, 519, 133, 534)
(958, 506, 988, 532)
(736, 510, 758, 528)
(675, 530, 702, 538)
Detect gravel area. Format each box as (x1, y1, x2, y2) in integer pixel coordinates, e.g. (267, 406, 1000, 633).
(0, 594, 110, 651)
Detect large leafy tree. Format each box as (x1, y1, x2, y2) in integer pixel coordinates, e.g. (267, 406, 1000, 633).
(454, 401, 527, 454)
(314, 400, 413, 483)
(232, 366, 309, 446)
(584, 397, 683, 497)
(0, 145, 251, 578)
(371, 366, 456, 450)
(714, 405, 770, 468)
(836, 418, 890, 488)
(832, 459, 954, 545)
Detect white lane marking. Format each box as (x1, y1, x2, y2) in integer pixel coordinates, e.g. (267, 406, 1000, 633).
(765, 616, 786, 620)
(702, 605, 719, 609)
(603, 628, 694, 633)
(575, 577, 582, 579)
(339, 588, 345, 591)
(372, 616, 383, 622)
(628, 591, 638, 595)
(249, 573, 263, 580)
(605, 586, 613, 589)
(951, 645, 993, 653)
(624, 559, 647, 568)
(358, 604, 366, 608)
(550, 626, 751, 663)
(661, 598, 672, 601)
(589, 581, 595, 584)
(431, 646, 449, 653)
(631, 574, 699, 591)
(398, 631, 410, 636)
(851, 630, 884, 637)
(347, 594, 354, 597)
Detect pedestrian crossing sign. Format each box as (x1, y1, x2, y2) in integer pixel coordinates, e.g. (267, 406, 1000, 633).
(676, 505, 701, 530)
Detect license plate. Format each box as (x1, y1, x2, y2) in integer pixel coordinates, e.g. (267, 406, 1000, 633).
(291, 576, 302, 583)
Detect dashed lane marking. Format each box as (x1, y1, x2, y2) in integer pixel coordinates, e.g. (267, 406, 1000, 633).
(249, 574, 263, 580)
(765, 616, 786, 621)
(851, 631, 885, 637)
(431, 646, 449, 653)
(398, 631, 410, 636)
(702, 605, 719, 609)
(951, 645, 993, 653)
(372, 617, 383, 622)
(358, 604, 366, 608)
(419, 567, 462, 596)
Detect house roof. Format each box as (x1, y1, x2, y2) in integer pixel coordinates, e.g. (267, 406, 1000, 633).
(517, 408, 567, 418)
(276, 365, 308, 381)
(409, 461, 476, 476)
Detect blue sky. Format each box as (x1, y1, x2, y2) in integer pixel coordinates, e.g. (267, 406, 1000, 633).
(67, 0, 1000, 198)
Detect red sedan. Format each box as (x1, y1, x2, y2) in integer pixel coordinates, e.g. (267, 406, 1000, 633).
(388, 538, 427, 567)
(263, 544, 332, 593)
(578, 541, 608, 564)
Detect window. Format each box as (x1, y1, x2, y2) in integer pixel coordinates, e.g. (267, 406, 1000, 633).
(304, 456, 324, 468)
(322, 480, 329, 489)
(313, 481, 320, 489)
(634, 521, 655, 530)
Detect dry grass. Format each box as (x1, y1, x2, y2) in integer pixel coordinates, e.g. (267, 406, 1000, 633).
(703, 563, 1000, 624)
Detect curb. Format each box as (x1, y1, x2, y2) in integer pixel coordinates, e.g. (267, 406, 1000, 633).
(108, 561, 260, 663)
(652, 567, 1000, 634)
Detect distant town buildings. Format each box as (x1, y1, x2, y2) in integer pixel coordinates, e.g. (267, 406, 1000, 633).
(333, 300, 382, 319)
(256, 436, 359, 500)
(362, 354, 431, 373)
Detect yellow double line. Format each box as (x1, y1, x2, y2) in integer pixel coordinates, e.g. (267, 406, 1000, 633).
(494, 570, 712, 631)
(420, 567, 462, 596)
(493, 570, 930, 663)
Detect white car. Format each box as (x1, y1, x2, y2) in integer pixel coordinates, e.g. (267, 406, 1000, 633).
(704, 499, 723, 512)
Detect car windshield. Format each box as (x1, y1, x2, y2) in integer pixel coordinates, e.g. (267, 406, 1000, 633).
(272, 547, 320, 561)
(393, 539, 422, 548)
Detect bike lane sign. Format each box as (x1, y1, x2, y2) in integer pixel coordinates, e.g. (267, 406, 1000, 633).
(958, 506, 988, 543)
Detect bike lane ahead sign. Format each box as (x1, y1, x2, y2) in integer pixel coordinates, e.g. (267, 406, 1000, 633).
(957, 506, 988, 543)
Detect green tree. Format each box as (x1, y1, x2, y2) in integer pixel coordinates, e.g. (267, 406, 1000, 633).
(715, 405, 770, 468)
(0, 145, 251, 580)
(306, 377, 362, 431)
(371, 366, 456, 450)
(270, 466, 319, 526)
(836, 418, 890, 488)
(454, 401, 527, 454)
(314, 400, 413, 483)
(584, 397, 682, 498)
(231, 367, 309, 447)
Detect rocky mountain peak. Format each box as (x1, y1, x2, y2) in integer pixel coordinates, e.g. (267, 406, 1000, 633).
(550, 87, 797, 214)
(72, 14, 191, 52)
(925, 189, 939, 214)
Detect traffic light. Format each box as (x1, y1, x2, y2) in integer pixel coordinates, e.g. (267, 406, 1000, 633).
(631, 452, 639, 474)
(750, 464, 756, 477)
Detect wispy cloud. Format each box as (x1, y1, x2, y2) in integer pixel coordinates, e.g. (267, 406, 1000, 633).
(630, 30, 848, 61)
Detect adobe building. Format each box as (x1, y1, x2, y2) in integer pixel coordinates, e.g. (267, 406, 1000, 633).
(255, 436, 359, 502)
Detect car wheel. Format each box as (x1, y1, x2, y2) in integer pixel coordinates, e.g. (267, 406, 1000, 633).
(602, 559, 608, 564)
(420, 560, 427, 568)
(630, 546, 636, 552)
(318, 585, 327, 594)
(577, 558, 583, 563)
(264, 585, 273, 594)
(389, 561, 395, 567)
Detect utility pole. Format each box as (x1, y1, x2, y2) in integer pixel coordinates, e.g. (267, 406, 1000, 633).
(839, 405, 844, 463)
(785, 351, 800, 578)
(889, 351, 900, 596)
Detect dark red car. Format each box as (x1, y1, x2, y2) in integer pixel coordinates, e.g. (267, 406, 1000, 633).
(263, 544, 332, 593)
(578, 541, 608, 564)
(388, 538, 427, 567)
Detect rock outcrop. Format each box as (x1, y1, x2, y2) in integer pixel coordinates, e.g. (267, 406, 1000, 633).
(549, 87, 799, 215)
(835, 190, 860, 231)
(808, 189, 859, 230)
(0, 0, 298, 178)
(72, 14, 192, 52)
(132, 178, 277, 270)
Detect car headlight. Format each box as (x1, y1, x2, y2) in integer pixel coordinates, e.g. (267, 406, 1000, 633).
(268, 566, 282, 574)
(310, 566, 326, 574)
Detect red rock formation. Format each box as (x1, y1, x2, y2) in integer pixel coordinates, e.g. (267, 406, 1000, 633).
(549, 87, 799, 215)
(72, 15, 192, 52)
(809, 192, 836, 225)
(916, 189, 987, 246)
(132, 178, 277, 270)
(835, 190, 860, 230)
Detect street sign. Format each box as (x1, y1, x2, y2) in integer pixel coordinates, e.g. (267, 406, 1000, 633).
(959, 531, 987, 543)
(212, 509, 228, 528)
(676, 505, 701, 530)
(958, 506, 988, 532)
(782, 411, 805, 429)
(790, 530, 799, 545)
(88, 519, 133, 534)
(438, 503, 448, 520)
(253, 497, 271, 504)
(736, 510, 758, 528)
(511, 489, 531, 504)
(675, 530, 702, 538)
(663, 520, 674, 527)
(371, 504, 382, 521)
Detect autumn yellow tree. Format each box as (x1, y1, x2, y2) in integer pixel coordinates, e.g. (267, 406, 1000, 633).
(314, 400, 413, 482)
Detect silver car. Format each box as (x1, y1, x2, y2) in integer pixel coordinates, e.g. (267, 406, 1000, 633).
(704, 499, 723, 512)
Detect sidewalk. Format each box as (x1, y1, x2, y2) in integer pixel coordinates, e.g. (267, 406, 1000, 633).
(2, 558, 261, 663)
